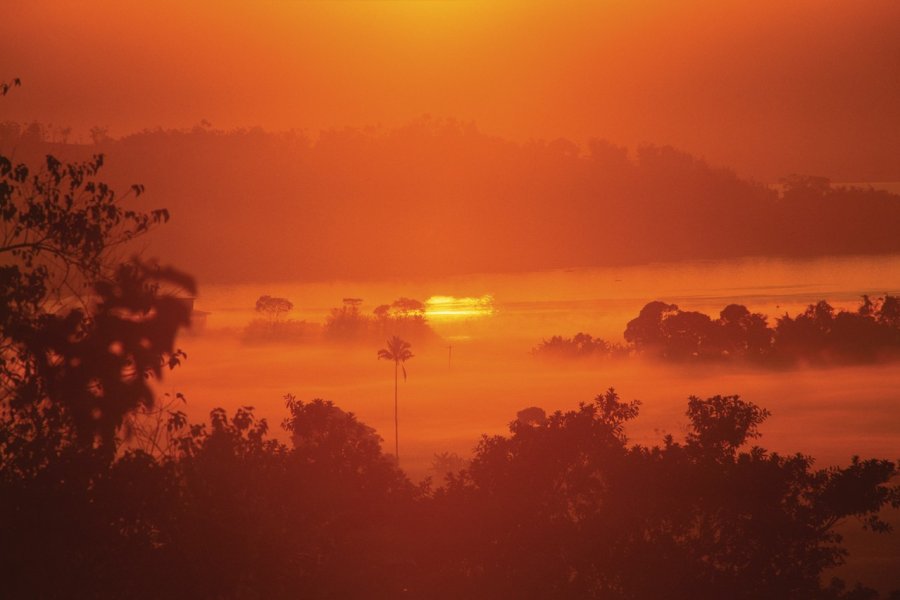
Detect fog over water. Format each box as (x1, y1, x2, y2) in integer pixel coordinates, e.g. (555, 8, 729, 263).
(164, 254, 900, 470)
(147, 254, 900, 589)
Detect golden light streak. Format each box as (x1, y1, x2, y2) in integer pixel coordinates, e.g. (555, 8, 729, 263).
(425, 295, 495, 320)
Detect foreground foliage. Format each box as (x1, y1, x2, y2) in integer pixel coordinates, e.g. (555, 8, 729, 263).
(425, 391, 899, 599)
(1, 92, 198, 595)
(1, 123, 189, 456)
(1, 388, 897, 599)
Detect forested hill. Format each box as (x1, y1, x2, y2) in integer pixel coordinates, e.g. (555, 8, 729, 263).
(3, 119, 899, 282)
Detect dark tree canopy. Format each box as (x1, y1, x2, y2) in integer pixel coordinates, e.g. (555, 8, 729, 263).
(255, 294, 294, 321)
(548, 297, 900, 366)
(1, 90, 197, 597)
(422, 391, 900, 599)
(533, 332, 629, 360)
(2, 383, 897, 598)
(324, 297, 435, 343)
(1, 135, 193, 458)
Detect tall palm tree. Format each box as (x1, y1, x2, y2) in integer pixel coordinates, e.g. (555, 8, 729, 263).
(378, 335, 413, 461)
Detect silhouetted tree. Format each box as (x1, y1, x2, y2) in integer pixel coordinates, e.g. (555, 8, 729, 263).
(621, 298, 900, 366)
(533, 332, 628, 360)
(430, 451, 469, 486)
(1, 147, 176, 422)
(717, 303, 773, 359)
(516, 406, 547, 427)
(624, 301, 680, 357)
(0, 85, 194, 596)
(773, 297, 900, 365)
(420, 390, 899, 599)
(391, 297, 426, 317)
(243, 294, 311, 343)
(660, 309, 718, 359)
(323, 297, 369, 340)
(326, 297, 435, 343)
(1, 110, 191, 457)
(378, 336, 413, 461)
(157, 396, 417, 598)
(375, 297, 433, 341)
(255, 294, 293, 322)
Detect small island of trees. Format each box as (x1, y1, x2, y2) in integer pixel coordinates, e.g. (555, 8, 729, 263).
(535, 296, 900, 367)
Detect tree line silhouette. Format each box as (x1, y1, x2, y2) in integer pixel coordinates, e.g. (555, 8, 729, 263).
(240, 295, 437, 344)
(242, 294, 315, 343)
(536, 296, 900, 366)
(323, 296, 436, 343)
(2, 120, 899, 283)
(3, 386, 898, 598)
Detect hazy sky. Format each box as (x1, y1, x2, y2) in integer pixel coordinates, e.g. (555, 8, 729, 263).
(3, 0, 899, 179)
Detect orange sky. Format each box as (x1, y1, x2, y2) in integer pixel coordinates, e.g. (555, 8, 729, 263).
(3, 0, 899, 180)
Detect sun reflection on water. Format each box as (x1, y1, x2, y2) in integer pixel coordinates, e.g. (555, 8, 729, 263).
(425, 295, 495, 321)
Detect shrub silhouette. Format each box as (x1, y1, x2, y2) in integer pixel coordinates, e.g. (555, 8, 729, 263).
(422, 390, 899, 599)
(542, 296, 900, 367)
(2, 389, 898, 598)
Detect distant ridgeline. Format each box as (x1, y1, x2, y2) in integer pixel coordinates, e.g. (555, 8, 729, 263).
(2, 121, 899, 282)
(535, 295, 900, 366)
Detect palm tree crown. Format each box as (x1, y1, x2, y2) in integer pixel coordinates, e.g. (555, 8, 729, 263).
(378, 335, 413, 376)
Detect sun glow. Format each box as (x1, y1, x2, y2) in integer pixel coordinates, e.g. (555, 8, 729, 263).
(425, 295, 495, 320)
